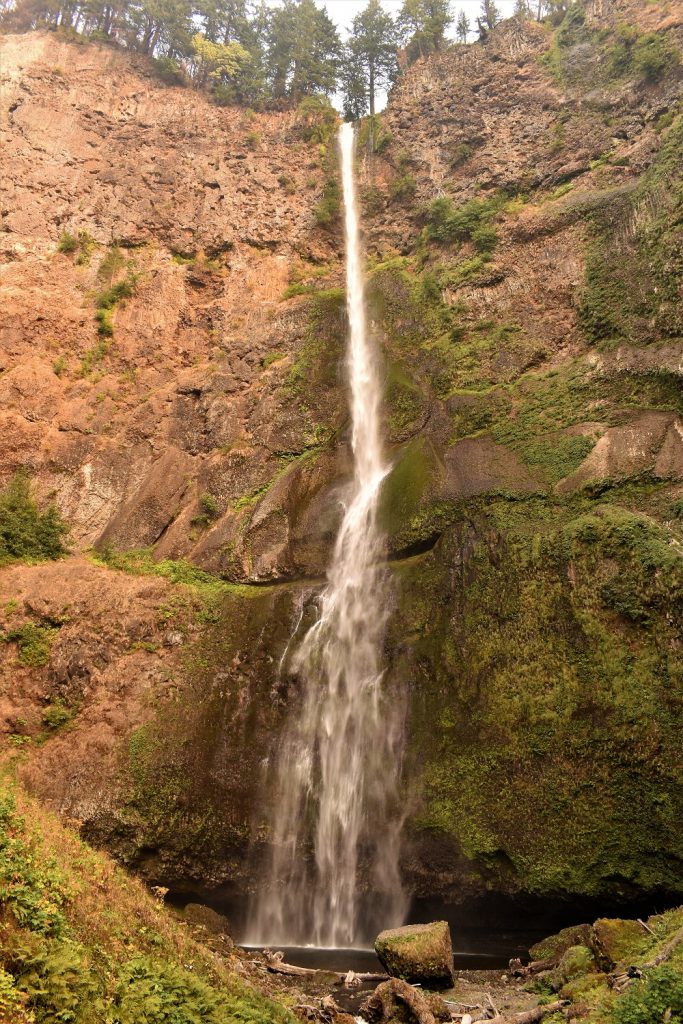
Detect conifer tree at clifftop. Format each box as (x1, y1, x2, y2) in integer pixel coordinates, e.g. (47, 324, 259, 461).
(342, 0, 398, 117)
(397, 0, 452, 63)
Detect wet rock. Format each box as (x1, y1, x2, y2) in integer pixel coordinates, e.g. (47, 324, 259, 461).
(374, 921, 455, 988)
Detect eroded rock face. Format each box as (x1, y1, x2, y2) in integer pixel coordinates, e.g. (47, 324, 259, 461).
(375, 922, 455, 988)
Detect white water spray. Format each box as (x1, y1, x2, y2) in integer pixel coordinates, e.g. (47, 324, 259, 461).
(248, 122, 407, 948)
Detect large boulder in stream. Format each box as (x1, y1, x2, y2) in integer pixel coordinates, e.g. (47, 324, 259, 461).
(374, 921, 455, 988)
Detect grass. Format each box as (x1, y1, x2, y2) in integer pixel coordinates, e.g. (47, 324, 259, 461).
(0, 779, 296, 1023)
(1, 622, 59, 667)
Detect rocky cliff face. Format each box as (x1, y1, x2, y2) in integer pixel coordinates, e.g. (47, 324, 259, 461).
(1, 0, 682, 921)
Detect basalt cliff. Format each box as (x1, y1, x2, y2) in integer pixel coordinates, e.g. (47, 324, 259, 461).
(1, 0, 682, 929)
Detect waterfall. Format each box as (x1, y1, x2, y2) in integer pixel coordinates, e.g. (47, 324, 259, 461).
(248, 122, 407, 948)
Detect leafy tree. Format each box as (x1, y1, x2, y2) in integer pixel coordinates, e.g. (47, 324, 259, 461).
(455, 8, 470, 41)
(514, 0, 530, 16)
(0, 472, 68, 565)
(191, 31, 251, 93)
(398, 0, 452, 62)
(343, 0, 397, 117)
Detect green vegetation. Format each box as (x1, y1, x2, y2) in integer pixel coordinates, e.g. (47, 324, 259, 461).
(605, 25, 679, 82)
(395, 500, 683, 897)
(57, 229, 96, 264)
(92, 546, 235, 597)
(2, 622, 59, 667)
(0, 472, 68, 566)
(580, 116, 683, 348)
(425, 194, 502, 255)
(314, 174, 341, 227)
(0, 783, 295, 1023)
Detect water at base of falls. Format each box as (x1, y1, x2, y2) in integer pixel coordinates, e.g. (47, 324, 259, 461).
(246, 122, 407, 948)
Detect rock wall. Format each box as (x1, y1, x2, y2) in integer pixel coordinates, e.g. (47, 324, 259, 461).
(1, 0, 682, 915)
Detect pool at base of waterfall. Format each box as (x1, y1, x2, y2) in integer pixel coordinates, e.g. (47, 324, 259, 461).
(239, 945, 509, 973)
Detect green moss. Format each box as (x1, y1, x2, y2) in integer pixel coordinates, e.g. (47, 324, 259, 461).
(394, 501, 683, 900)
(579, 117, 683, 348)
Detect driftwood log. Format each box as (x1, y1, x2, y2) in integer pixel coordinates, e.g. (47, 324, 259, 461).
(364, 978, 438, 1024)
(264, 950, 385, 985)
(501, 1000, 569, 1024)
(509, 958, 556, 978)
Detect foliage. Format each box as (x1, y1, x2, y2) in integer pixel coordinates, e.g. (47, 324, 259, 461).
(341, 0, 397, 118)
(397, 0, 452, 64)
(579, 117, 683, 348)
(610, 967, 683, 1024)
(0, 472, 68, 566)
(315, 175, 341, 227)
(0, 783, 296, 1024)
(425, 194, 503, 254)
(295, 94, 337, 145)
(2, 622, 59, 667)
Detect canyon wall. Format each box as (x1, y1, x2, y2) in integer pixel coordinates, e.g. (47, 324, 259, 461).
(1, 0, 682, 917)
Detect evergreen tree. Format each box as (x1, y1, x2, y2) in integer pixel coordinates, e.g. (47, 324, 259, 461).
(268, 0, 341, 99)
(455, 8, 469, 42)
(479, 0, 499, 30)
(397, 0, 452, 62)
(343, 0, 397, 117)
(514, 0, 529, 15)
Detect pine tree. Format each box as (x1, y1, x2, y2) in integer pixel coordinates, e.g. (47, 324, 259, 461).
(455, 8, 470, 42)
(479, 0, 499, 31)
(343, 0, 397, 117)
(268, 0, 341, 100)
(398, 0, 452, 63)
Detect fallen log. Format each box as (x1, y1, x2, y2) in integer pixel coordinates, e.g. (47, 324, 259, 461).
(263, 951, 385, 985)
(642, 925, 683, 970)
(364, 978, 438, 1024)
(509, 958, 556, 978)
(504, 1000, 569, 1024)
(610, 924, 683, 991)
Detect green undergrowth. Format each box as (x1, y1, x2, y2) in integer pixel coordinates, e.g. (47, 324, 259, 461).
(394, 501, 683, 898)
(1, 622, 59, 668)
(90, 546, 261, 599)
(0, 778, 295, 1023)
(0, 472, 69, 567)
(580, 116, 683, 348)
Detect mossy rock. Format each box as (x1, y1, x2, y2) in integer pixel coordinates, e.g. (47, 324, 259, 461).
(375, 921, 455, 988)
(553, 945, 596, 987)
(560, 972, 608, 1001)
(593, 918, 647, 967)
(530, 923, 594, 961)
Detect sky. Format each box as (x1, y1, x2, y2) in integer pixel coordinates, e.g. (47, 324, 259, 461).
(317, 0, 519, 110)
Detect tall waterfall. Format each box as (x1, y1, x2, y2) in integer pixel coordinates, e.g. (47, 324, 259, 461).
(248, 122, 407, 948)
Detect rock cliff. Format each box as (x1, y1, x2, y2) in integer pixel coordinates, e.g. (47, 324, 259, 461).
(1, 0, 682, 922)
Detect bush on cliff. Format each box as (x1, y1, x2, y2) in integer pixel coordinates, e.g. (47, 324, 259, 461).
(0, 473, 68, 566)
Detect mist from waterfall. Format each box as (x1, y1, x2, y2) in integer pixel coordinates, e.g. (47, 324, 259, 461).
(247, 121, 407, 948)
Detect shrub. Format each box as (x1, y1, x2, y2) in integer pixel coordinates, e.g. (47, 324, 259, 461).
(315, 176, 341, 226)
(296, 95, 338, 145)
(245, 130, 260, 150)
(0, 472, 68, 565)
(3, 622, 58, 667)
(42, 702, 72, 730)
(633, 33, 680, 81)
(390, 172, 417, 202)
(278, 174, 296, 194)
(611, 966, 683, 1024)
(57, 231, 78, 254)
(153, 55, 185, 85)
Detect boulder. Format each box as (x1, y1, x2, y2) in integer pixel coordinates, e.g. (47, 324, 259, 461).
(183, 902, 232, 940)
(530, 923, 594, 961)
(592, 918, 645, 967)
(374, 921, 454, 988)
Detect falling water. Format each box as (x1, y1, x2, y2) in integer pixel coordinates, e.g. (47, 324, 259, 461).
(248, 122, 407, 948)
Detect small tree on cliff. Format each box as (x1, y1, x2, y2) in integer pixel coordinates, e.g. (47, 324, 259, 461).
(191, 32, 252, 95)
(479, 0, 500, 30)
(455, 9, 470, 42)
(343, 0, 398, 117)
(397, 0, 452, 63)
